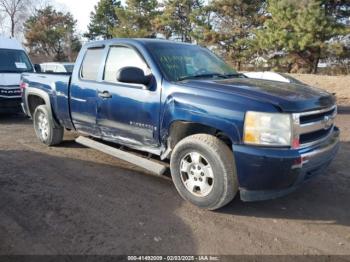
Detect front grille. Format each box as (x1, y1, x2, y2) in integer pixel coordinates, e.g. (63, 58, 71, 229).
(300, 107, 336, 124)
(293, 105, 337, 148)
(0, 85, 21, 98)
(300, 127, 332, 144)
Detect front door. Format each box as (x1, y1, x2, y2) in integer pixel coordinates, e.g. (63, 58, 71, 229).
(96, 45, 161, 151)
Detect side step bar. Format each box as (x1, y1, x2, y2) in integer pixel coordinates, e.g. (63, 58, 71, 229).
(75, 136, 167, 176)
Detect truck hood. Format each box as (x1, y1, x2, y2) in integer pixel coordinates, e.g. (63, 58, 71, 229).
(0, 73, 21, 86)
(181, 78, 335, 112)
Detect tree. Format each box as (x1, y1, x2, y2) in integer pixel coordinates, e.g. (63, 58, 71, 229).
(113, 0, 159, 38)
(84, 0, 121, 40)
(200, 0, 265, 70)
(24, 6, 81, 62)
(0, 12, 5, 33)
(255, 0, 347, 73)
(0, 0, 31, 37)
(153, 0, 205, 42)
(323, 0, 350, 24)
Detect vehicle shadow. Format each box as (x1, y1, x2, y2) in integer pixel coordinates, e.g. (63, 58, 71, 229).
(0, 150, 196, 255)
(57, 138, 86, 149)
(0, 113, 31, 125)
(218, 141, 350, 227)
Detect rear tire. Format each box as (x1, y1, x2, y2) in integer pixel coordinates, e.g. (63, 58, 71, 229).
(170, 134, 238, 210)
(33, 105, 63, 146)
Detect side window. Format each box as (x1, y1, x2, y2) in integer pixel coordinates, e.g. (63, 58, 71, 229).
(81, 48, 104, 81)
(104, 46, 149, 83)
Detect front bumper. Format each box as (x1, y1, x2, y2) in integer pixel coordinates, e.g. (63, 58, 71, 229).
(233, 127, 340, 201)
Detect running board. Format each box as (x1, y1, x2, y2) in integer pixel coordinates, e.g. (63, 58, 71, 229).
(75, 136, 167, 176)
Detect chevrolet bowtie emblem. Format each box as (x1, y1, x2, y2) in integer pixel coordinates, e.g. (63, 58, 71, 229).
(323, 115, 333, 129)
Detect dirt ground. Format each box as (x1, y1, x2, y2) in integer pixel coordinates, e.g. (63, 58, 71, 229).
(0, 78, 350, 255)
(292, 74, 350, 106)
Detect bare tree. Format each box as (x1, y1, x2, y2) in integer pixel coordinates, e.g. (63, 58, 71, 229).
(0, 0, 30, 37)
(28, 0, 51, 16)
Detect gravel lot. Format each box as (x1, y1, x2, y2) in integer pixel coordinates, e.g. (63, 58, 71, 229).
(0, 96, 349, 254)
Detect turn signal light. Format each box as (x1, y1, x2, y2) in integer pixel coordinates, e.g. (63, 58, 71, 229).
(292, 138, 300, 149)
(19, 82, 28, 92)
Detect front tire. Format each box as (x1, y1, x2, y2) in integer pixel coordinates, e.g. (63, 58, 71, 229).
(33, 105, 63, 146)
(170, 134, 238, 210)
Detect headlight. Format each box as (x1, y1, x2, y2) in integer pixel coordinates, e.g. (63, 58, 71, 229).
(244, 111, 292, 146)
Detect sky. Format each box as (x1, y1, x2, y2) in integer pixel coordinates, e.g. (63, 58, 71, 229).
(54, 0, 126, 34)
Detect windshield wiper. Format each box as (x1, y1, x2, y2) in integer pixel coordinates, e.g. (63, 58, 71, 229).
(178, 73, 230, 81)
(178, 73, 243, 81)
(223, 73, 245, 78)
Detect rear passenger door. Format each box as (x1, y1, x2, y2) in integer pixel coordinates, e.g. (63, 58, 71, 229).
(96, 45, 161, 149)
(70, 47, 105, 136)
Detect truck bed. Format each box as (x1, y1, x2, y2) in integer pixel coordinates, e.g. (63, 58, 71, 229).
(21, 73, 72, 128)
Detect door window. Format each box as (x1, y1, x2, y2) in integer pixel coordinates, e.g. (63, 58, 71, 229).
(104, 46, 149, 83)
(81, 48, 104, 81)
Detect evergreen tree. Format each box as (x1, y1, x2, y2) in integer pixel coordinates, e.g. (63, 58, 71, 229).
(255, 0, 347, 73)
(323, 0, 350, 24)
(201, 0, 265, 70)
(84, 0, 121, 40)
(153, 0, 204, 42)
(113, 0, 159, 38)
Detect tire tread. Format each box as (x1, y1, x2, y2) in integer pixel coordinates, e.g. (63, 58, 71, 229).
(171, 134, 238, 210)
(33, 105, 64, 146)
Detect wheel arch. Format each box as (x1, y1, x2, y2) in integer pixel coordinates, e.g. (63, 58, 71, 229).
(26, 88, 60, 128)
(161, 120, 238, 159)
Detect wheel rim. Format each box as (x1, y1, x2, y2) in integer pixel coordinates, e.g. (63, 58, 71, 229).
(37, 111, 49, 141)
(179, 152, 214, 197)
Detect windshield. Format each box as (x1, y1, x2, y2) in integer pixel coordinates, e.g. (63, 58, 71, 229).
(0, 49, 33, 73)
(146, 42, 237, 81)
(64, 64, 74, 73)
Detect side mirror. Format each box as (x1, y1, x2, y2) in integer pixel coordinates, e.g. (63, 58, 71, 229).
(117, 67, 151, 86)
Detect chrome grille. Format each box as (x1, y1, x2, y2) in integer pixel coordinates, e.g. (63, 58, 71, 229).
(292, 105, 337, 148)
(0, 85, 21, 98)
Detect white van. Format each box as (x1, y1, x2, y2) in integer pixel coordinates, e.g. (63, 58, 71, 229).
(0, 37, 34, 113)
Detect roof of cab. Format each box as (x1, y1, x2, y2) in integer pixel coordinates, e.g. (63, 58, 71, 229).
(0, 37, 25, 50)
(84, 38, 195, 49)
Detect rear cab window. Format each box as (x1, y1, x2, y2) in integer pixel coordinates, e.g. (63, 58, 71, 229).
(80, 48, 104, 81)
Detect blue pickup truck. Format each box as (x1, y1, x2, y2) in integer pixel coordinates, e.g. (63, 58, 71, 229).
(21, 39, 340, 210)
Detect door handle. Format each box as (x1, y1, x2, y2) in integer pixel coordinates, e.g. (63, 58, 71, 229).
(98, 91, 112, 99)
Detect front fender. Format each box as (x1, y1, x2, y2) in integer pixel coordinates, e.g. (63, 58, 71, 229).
(160, 93, 243, 145)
